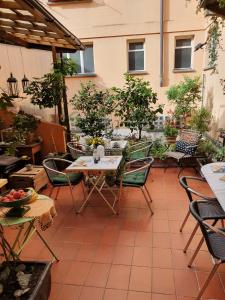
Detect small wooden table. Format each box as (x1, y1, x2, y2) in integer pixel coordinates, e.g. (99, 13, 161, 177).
(66, 156, 123, 214)
(201, 162, 225, 211)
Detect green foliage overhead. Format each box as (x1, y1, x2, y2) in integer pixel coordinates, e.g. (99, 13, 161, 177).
(71, 81, 114, 137)
(189, 107, 212, 134)
(26, 58, 76, 109)
(166, 76, 201, 121)
(207, 18, 223, 68)
(112, 74, 163, 140)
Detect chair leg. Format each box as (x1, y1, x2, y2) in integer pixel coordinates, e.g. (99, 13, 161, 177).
(144, 185, 153, 203)
(141, 187, 154, 215)
(188, 236, 204, 267)
(180, 210, 191, 232)
(183, 223, 199, 253)
(195, 262, 220, 300)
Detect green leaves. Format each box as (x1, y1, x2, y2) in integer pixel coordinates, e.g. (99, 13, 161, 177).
(0, 92, 14, 110)
(113, 74, 163, 139)
(71, 81, 114, 137)
(189, 107, 212, 134)
(166, 76, 201, 121)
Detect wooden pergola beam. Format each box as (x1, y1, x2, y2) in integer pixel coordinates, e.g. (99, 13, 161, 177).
(0, 29, 28, 46)
(0, 11, 42, 23)
(0, 1, 24, 10)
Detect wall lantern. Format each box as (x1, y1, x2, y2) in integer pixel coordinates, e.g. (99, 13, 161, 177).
(21, 75, 29, 93)
(7, 73, 19, 98)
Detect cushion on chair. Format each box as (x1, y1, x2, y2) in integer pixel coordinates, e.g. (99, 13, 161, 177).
(121, 170, 147, 186)
(52, 173, 83, 184)
(176, 140, 196, 156)
(130, 150, 147, 160)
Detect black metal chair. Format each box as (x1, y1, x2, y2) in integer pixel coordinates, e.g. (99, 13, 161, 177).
(189, 200, 225, 300)
(179, 176, 225, 253)
(42, 158, 84, 211)
(117, 157, 154, 215)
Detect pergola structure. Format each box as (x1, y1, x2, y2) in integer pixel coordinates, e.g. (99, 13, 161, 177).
(0, 0, 85, 52)
(0, 0, 85, 141)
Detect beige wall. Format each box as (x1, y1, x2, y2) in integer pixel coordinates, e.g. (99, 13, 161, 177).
(0, 0, 206, 121)
(202, 27, 225, 138)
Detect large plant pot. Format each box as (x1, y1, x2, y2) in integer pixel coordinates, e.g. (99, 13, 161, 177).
(165, 136, 177, 145)
(0, 261, 52, 300)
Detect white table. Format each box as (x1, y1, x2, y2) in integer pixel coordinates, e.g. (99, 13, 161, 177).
(66, 156, 123, 214)
(201, 162, 225, 211)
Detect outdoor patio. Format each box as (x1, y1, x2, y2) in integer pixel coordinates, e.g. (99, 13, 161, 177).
(7, 167, 224, 300)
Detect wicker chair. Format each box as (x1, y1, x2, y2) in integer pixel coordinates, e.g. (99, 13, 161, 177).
(189, 200, 225, 300)
(128, 140, 152, 161)
(166, 129, 201, 177)
(43, 158, 84, 211)
(67, 141, 85, 160)
(179, 176, 225, 254)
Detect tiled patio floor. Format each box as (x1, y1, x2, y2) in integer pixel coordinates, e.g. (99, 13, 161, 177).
(15, 168, 225, 299)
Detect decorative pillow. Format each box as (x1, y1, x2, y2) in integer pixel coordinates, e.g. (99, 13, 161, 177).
(176, 140, 196, 156)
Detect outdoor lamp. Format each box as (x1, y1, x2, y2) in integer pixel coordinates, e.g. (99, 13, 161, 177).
(22, 75, 29, 93)
(7, 73, 19, 98)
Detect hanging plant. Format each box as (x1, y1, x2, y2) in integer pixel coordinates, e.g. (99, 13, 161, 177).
(207, 18, 223, 68)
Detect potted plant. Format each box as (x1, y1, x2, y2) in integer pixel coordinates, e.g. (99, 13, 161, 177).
(150, 139, 168, 166)
(112, 74, 163, 140)
(12, 111, 39, 144)
(189, 107, 212, 134)
(163, 125, 178, 144)
(197, 139, 216, 165)
(166, 77, 201, 127)
(0, 225, 52, 300)
(213, 145, 225, 161)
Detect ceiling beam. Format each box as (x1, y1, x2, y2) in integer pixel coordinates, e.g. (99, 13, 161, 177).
(0, 11, 42, 23)
(0, 1, 24, 10)
(0, 29, 28, 47)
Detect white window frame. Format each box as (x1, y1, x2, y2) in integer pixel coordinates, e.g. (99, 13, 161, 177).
(128, 41, 145, 72)
(67, 44, 94, 74)
(174, 37, 193, 70)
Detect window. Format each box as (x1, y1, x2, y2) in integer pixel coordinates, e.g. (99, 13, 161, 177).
(128, 41, 145, 72)
(174, 38, 193, 69)
(67, 44, 94, 75)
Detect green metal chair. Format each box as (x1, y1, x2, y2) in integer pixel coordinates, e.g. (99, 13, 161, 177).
(117, 156, 154, 214)
(42, 158, 84, 212)
(128, 141, 152, 161)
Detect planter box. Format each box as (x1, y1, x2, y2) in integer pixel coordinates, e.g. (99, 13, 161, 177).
(1, 261, 51, 300)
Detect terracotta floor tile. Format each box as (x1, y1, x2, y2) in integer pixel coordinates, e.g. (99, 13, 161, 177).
(152, 209, 168, 220)
(174, 269, 199, 297)
(132, 247, 152, 267)
(117, 230, 136, 246)
(135, 231, 153, 247)
(93, 245, 115, 263)
(171, 249, 193, 269)
(151, 294, 176, 300)
(79, 286, 104, 300)
(152, 268, 175, 295)
(113, 246, 134, 265)
(196, 271, 225, 300)
(168, 210, 188, 221)
(85, 263, 111, 287)
(49, 283, 61, 300)
(152, 248, 172, 269)
(51, 261, 71, 283)
(107, 265, 131, 290)
(129, 266, 151, 292)
(127, 291, 151, 300)
(103, 289, 128, 300)
(193, 250, 213, 272)
(64, 261, 92, 285)
(100, 227, 119, 245)
(169, 220, 196, 234)
(153, 232, 171, 249)
(56, 284, 82, 300)
(76, 244, 98, 262)
(83, 229, 102, 244)
(153, 220, 170, 233)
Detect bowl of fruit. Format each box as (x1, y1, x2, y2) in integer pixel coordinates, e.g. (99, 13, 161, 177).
(0, 188, 33, 208)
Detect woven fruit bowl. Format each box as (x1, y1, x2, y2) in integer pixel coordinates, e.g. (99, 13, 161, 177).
(0, 188, 33, 208)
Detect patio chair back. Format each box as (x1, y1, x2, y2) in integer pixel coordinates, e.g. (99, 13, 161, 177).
(179, 129, 201, 144)
(67, 142, 85, 159)
(189, 200, 224, 261)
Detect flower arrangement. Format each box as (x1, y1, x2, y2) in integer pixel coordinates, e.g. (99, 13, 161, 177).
(86, 137, 105, 147)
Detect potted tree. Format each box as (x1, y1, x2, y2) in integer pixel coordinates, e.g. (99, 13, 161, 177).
(12, 111, 39, 145)
(112, 74, 163, 140)
(166, 76, 201, 127)
(163, 125, 178, 144)
(189, 107, 212, 134)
